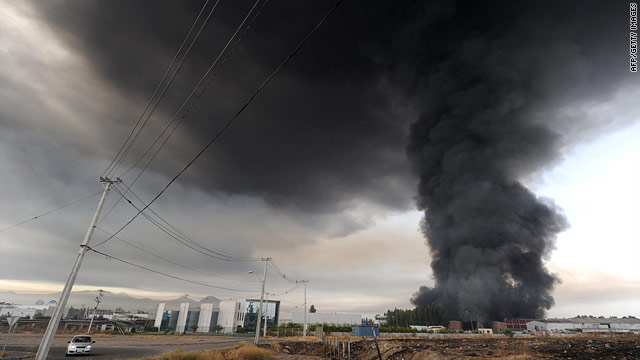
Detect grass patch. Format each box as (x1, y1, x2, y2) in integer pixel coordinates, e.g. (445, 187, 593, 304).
(146, 342, 270, 360)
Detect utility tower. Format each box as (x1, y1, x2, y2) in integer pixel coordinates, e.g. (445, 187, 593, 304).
(35, 177, 120, 360)
(87, 289, 104, 334)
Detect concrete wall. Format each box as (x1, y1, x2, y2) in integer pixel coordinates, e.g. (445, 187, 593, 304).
(197, 303, 214, 333)
(154, 303, 165, 329)
(283, 311, 361, 325)
(218, 301, 243, 333)
(175, 302, 189, 334)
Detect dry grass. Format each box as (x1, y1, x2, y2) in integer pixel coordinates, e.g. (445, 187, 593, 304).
(0, 351, 10, 358)
(145, 342, 271, 360)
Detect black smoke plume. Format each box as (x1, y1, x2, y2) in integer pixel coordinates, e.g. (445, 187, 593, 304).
(401, 0, 627, 321)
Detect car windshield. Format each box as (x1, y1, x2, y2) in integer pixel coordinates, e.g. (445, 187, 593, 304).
(73, 336, 91, 343)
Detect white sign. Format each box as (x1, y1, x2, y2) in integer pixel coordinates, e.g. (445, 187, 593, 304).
(7, 316, 20, 327)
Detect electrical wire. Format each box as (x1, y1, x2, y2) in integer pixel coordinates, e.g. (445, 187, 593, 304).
(119, 0, 270, 179)
(268, 282, 304, 297)
(110, 184, 259, 262)
(96, 185, 258, 263)
(268, 260, 298, 283)
(94, 227, 260, 283)
(0, 191, 102, 233)
(115, 182, 257, 261)
(108, 0, 223, 177)
(100, 0, 267, 225)
(95, 0, 344, 249)
(86, 246, 258, 292)
(102, 0, 219, 177)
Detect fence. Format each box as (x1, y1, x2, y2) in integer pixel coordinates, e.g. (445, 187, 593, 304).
(322, 337, 353, 360)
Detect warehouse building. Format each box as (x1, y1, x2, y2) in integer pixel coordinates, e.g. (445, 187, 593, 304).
(526, 317, 640, 333)
(278, 311, 361, 325)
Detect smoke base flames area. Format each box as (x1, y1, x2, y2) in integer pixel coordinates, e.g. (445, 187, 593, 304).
(264, 335, 640, 359)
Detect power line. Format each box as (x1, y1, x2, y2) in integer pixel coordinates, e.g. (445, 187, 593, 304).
(112, 184, 259, 262)
(108, 0, 223, 177)
(86, 246, 258, 292)
(268, 282, 304, 297)
(94, 227, 260, 283)
(0, 191, 102, 233)
(268, 260, 298, 283)
(101, 0, 266, 225)
(95, 0, 344, 249)
(119, 0, 270, 179)
(116, 182, 257, 261)
(102, 0, 220, 177)
(96, 185, 258, 262)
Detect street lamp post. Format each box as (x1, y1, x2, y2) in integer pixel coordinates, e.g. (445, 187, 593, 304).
(300, 280, 308, 337)
(250, 257, 270, 344)
(263, 292, 269, 337)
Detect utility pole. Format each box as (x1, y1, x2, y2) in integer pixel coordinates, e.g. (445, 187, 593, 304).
(300, 280, 308, 338)
(87, 289, 104, 334)
(263, 292, 269, 338)
(36, 177, 119, 360)
(253, 257, 270, 344)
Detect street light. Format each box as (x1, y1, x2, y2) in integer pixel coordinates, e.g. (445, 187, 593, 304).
(298, 280, 309, 337)
(249, 257, 270, 344)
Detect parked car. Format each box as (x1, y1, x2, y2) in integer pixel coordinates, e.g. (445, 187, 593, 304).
(65, 335, 94, 356)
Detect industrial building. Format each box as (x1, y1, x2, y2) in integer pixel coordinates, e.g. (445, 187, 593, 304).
(153, 298, 280, 334)
(278, 311, 361, 326)
(505, 318, 534, 331)
(154, 301, 219, 334)
(526, 317, 640, 333)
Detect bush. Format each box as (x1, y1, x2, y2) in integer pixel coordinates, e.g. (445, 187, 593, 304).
(503, 329, 514, 338)
(226, 343, 271, 360)
(150, 343, 270, 360)
(380, 326, 416, 333)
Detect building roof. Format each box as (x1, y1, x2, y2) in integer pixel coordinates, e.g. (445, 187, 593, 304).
(541, 318, 640, 324)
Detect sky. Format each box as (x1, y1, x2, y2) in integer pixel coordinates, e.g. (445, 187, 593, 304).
(0, 0, 638, 320)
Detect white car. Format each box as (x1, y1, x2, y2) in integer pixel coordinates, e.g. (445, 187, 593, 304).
(65, 335, 95, 356)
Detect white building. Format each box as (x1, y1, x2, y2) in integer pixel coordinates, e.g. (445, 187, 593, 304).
(374, 314, 387, 326)
(154, 302, 219, 334)
(154, 298, 279, 334)
(279, 311, 361, 326)
(526, 318, 640, 333)
(0, 304, 56, 319)
(217, 301, 246, 333)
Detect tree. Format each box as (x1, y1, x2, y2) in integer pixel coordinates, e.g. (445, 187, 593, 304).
(309, 305, 317, 313)
(384, 304, 449, 327)
(191, 323, 198, 333)
(215, 324, 224, 333)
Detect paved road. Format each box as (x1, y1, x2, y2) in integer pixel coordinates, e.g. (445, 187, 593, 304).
(3, 335, 255, 359)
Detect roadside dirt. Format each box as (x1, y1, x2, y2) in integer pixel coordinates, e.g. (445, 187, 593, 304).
(263, 334, 640, 359)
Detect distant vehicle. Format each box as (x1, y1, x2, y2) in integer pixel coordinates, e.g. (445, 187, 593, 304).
(427, 326, 446, 331)
(65, 335, 94, 356)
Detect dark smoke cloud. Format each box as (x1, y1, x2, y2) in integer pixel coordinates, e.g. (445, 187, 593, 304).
(33, 0, 414, 218)
(396, 0, 632, 320)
